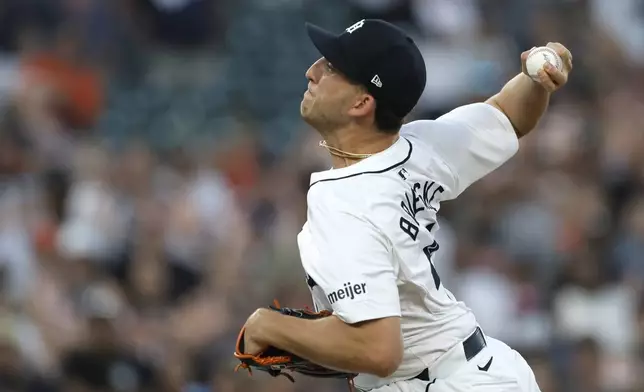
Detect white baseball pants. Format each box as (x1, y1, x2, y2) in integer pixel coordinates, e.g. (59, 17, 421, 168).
(369, 338, 541, 392)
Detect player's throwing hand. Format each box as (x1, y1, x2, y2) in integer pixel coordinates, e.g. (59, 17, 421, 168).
(521, 42, 573, 93)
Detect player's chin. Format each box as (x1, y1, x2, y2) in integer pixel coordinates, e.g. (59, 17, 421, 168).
(300, 100, 312, 119)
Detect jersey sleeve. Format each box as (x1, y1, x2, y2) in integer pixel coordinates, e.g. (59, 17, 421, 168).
(401, 102, 519, 197)
(307, 203, 400, 325)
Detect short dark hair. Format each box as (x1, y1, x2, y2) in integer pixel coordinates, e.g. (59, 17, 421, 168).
(374, 100, 404, 134)
(349, 78, 404, 134)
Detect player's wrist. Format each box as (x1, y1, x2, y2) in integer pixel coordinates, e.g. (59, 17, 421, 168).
(525, 73, 553, 97)
(254, 308, 286, 346)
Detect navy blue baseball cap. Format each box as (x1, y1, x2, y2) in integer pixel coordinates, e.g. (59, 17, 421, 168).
(305, 19, 427, 119)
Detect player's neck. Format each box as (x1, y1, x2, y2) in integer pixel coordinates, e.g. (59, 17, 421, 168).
(321, 126, 399, 169)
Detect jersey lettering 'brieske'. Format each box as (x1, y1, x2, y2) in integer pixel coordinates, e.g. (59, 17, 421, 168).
(297, 103, 519, 391)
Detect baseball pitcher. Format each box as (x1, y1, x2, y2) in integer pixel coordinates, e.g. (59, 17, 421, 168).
(235, 19, 572, 392)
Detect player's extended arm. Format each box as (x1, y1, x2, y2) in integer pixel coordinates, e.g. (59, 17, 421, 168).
(254, 309, 403, 378)
(486, 42, 573, 138)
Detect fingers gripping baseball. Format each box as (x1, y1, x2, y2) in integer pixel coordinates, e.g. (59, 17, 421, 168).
(547, 42, 573, 71)
(522, 42, 573, 93)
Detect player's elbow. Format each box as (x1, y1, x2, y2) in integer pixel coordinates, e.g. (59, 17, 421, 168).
(363, 336, 403, 378)
(351, 316, 403, 377)
(366, 343, 403, 378)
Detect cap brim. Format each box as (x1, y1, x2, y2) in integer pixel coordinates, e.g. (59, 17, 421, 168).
(305, 23, 349, 75)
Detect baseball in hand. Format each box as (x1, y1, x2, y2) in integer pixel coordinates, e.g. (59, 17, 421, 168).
(525, 46, 564, 81)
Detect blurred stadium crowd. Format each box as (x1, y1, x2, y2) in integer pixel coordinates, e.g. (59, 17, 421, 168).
(0, 0, 643, 391)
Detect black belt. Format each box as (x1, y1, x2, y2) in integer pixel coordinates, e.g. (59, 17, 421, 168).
(414, 327, 487, 382)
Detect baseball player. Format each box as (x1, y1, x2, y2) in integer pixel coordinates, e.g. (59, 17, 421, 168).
(241, 19, 573, 391)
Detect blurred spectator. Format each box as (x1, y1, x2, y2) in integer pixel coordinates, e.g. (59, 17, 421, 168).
(57, 143, 129, 267)
(569, 337, 603, 392)
(637, 296, 644, 390)
(135, 0, 224, 49)
(589, 0, 644, 66)
(19, 26, 104, 131)
(60, 284, 161, 392)
(0, 336, 52, 392)
(523, 351, 557, 392)
(553, 251, 637, 356)
(613, 196, 644, 292)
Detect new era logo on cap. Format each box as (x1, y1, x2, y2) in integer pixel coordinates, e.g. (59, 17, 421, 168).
(371, 75, 382, 88)
(305, 19, 427, 118)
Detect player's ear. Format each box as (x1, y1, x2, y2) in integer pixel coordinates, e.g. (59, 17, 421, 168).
(348, 92, 376, 118)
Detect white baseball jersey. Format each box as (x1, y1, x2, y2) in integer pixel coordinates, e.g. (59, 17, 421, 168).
(297, 103, 519, 391)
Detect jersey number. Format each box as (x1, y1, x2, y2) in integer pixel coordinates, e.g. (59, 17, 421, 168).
(423, 240, 441, 290)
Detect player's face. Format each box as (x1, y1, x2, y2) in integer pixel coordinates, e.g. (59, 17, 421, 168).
(300, 58, 366, 131)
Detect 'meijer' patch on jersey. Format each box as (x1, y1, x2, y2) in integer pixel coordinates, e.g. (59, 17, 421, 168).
(327, 282, 367, 304)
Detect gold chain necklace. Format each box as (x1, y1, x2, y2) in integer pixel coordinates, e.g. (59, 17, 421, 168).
(318, 140, 374, 160)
